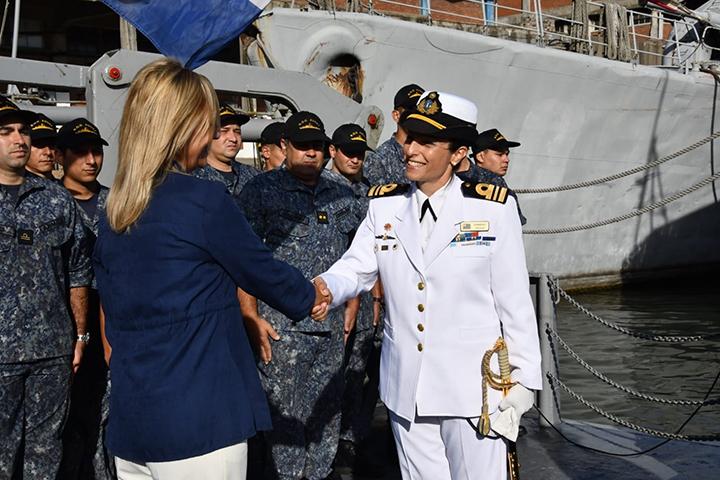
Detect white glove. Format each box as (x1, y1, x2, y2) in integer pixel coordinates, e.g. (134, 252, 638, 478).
(492, 384, 534, 442)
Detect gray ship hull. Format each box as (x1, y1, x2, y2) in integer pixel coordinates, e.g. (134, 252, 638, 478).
(257, 8, 720, 287)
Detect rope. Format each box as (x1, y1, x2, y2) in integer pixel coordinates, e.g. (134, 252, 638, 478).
(546, 327, 719, 406)
(516, 130, 720, 194)
(570, 0, 590, 55)
(523, 171, 720, 234)
(547, 373, 720, 441)
(605, 3, 632, 61)
(546, 277, 716, 342)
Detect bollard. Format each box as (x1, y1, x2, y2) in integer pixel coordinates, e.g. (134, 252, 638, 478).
(537, 273, 560, 427)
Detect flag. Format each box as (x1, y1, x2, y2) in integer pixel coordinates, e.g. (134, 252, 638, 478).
(101, 0, 270, 70)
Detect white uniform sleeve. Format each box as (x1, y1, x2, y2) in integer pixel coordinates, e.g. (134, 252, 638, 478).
(491, 197, 543, 390)
(320, 205, 380, 309)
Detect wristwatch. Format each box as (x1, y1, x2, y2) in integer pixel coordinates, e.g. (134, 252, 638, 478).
(77, 332, 90, 344)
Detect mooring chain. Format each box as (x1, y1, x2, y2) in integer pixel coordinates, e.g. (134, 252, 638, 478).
(546, 373, 720, 442)
(516, 130, 720, 194)
(523, 171, 720, 234)
(546, 277, 709, 342)
(546, 327, 717, 406)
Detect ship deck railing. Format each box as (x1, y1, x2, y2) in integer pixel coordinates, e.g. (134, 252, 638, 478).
(280, 0, 711, 70)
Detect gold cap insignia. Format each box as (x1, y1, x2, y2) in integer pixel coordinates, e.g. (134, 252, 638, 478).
(32, 119, 54, 131)
(299, 119, 321, 130)
(417, 92, 442, 115)
(73, 123, 98, 135)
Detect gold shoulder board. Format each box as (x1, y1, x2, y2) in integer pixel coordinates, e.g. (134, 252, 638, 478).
(461, 182, 509, 204)
(367, 183, 411, 198)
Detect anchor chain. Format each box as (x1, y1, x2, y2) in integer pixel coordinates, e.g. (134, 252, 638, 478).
(516, 130, 720, 194)
(546, 277, 711, 342)
(546, 326, 719, 406)
(547, 373, 720, 442)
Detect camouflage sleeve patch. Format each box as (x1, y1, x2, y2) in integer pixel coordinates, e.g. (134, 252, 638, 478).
(461, 181, 509, 204)
(366, 183, 410, 199)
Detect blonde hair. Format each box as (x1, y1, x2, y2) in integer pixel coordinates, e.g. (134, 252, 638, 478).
(106, 58, 218, 233)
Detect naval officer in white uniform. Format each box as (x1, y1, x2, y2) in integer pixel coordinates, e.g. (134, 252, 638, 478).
(318, 91, 542, 480)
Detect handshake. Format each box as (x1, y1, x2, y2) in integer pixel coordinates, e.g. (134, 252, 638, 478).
(310, 277, 333, 321)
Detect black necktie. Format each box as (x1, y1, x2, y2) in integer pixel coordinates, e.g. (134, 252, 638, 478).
(420, 199, 437, 222)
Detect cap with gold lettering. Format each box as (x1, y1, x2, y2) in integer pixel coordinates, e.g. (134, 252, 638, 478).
(394, 84, 425, 111)
(400, 91, 478, 144)
(219, 103, 250, 127)
(0, 96, 36, 126)
(57, 118, 109, 150)
(331, 123, 374, 153)
(30, 113, 58, 142)
(283, 111, 330, 144)
(473, 128, 520, 155)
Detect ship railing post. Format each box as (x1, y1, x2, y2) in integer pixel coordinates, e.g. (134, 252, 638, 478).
(674, 19, 681, 68)
(536, 273, 560, 427)
(629, 10, 638, 60)
(533, 0, 545, 46)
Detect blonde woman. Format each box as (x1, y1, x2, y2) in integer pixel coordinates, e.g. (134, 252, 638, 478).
(94, 59, 329, 480)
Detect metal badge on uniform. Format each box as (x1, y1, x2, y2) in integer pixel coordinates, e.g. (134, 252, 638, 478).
(17, 229, 33, 245)
(460, 221, 490, 232)
(316, 211, 329, 224)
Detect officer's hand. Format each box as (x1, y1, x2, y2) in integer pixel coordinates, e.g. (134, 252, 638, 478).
(493, 384, 534, 442)
(72, 341, 86, 374)
(243, 316, 280, 365)
(311, 277, 333, 322)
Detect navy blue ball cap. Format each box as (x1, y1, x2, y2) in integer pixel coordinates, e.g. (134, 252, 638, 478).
(219, 103, 250, 127)
(0, 96, 36, 126)
(394, 84, 425, 110)
(30, 113, 58, 142)
(331, 123, 373, 152)
(283, 111, 330, 144)
(260, 122, 285, 146)
(473, 128, 521, 155)
(57, 118, 109, 149)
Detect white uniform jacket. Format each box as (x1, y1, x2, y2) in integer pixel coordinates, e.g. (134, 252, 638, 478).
(321, 175, 542, 422)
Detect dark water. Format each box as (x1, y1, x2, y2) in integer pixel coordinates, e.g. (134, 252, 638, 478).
(554, 279, 720, 437)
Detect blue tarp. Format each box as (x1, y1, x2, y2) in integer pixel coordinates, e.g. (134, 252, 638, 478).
(101, 0, 270, 70)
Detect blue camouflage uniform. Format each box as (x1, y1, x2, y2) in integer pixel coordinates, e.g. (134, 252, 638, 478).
(338, 176, 383, 447)
(362, 136, 406, 185)
(456, 161, 527, 225)
(0, 174, 92, 480)
(192, 161, 259, 197)
(60, 186, 116, 480)
(238, 167, 363, 480)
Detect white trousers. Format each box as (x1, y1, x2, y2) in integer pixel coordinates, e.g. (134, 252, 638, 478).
(389, 410, 507, 480)
(115, 442, 248, 480)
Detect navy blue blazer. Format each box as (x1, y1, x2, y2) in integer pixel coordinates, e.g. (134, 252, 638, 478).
(93, 172, 315, 462)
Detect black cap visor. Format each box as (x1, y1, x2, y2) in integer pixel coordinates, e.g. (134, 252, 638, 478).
(286, 129, 331, 144)
(402, 113, 477, 144)
(220, 113, 250, 127)
(30, 129, 58, 143)
(58, 133, 109, 150)
(476, 139, 521, 153)
(337, 144, 372, 157)
(0, 109, 36, 127)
